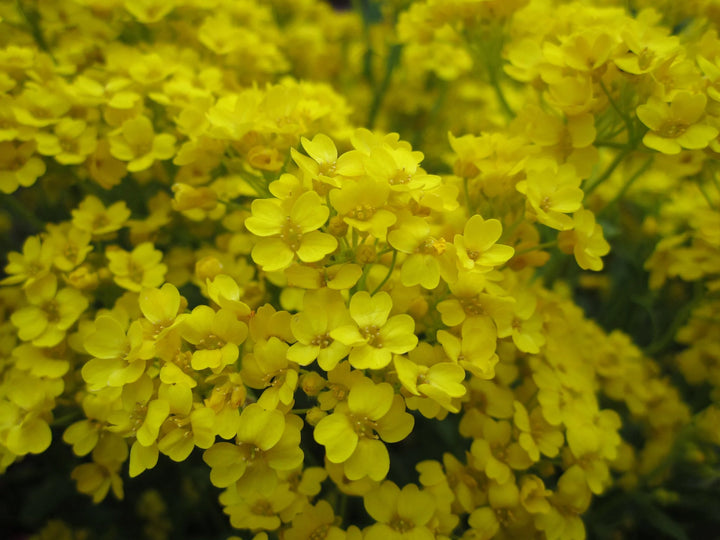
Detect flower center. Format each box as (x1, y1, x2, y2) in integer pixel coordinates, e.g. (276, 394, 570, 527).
(311, 333, 333, 349)
(349, 414, 377, 438)
(281, 217, 303, 251)
(309, 524, 331, 540)
(659, 122, 688, 138)
(360, 325, 382, 348)
(348, 205, 375, 222)
(389, 515, 414, 533)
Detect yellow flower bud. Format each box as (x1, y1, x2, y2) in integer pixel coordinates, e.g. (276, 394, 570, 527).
(195, 256, 224, 282)
(300, 371, 326, 396)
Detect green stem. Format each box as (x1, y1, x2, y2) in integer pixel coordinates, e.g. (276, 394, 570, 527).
(584, 147, 631, 196)
(475, 34, 513, 119)
(697, 180, 716, 208)
(489, 62, 513, 119)
(598, 156, 654, 217)
(15, 0, 55, 60)
(710, 169, 720, 197)
(463, 177, 474, 215)
(595, 140, 629, 149)
(599, 78, 633, 141)
(513, 240, 557, 257)
(2, 192, 45, 232)
(643, 280, 704, 356)
(352, 0, 375, 85)
(367, 44, 403, 128)
(371, 250, 397, 295)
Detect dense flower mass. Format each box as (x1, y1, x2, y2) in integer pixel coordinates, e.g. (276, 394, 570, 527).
(1, 0, 719, 539)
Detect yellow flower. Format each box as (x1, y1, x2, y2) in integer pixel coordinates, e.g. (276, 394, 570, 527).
(513, 402, 564, 461)
(180, 306, 247, 371)
(284, 500, 346, 540)
(471, 418, 533, 484)
(467, 480, 527, 540)
(330, 291, 418, 370)
(637, 92, 718, 154)
(437, 317, 499, 379)
(291, 133, 363, 189)
(106, 242, 167, 292)
(0, 141, 46, 194)
(88, 140, 126, 189)
(12, 83, 70, 127)
(394, 354, 466, 413)
(388, 216, 456, 289)
(241, 336, 299, 409)
(245, 190, 337, 272)
(157, 407, 216, 462)
(516, 161, 584, 231)
(82, 316, 154, 390)
(364, 144, 440, 197)
(317, 361, 366, 411)
(71, 195, 131, 237)
(108, 115, 176, 172)
(288, 288, 352, 371)
(363, 481, 436, 540)
(496, 291, 545, 354)
(35, 118, 97, 165)
(329, 179, 397, 241)
(2, 408, 52, 456)
(45, 224, 93, 272)
(123, 0, 175, 24)
(219, 482, 296, 531)
(558, 209, 610, 271)
(314, 378, 413, 481)
(1, 235, 54, 286)
(535, 467, 591, 540)
(11, 274, 88, 347)
(203, 404, 303, 491)
(454, 215, 514, 272)
(435, 272, 514, 328)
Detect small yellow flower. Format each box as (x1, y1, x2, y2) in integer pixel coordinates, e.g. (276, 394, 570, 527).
(516, 161, 584, 231)
(314, 378, 414, 481)
(106, 242, 167, 292)
(82, 316, 154, 390)
(558, 209, 610, 271)
(35, 118, 97, 165)
(1, 235, 54, 286)
(330, 291, 417, 370)
(179, 306, 247, 371)
(454, 215, 514, 272)
(637, 92, 718, 154)
(245, 190, 337, 272)
(363, 481, 436, 540)
(108, 115, 176, 172)
(71, 195, 131, 237)
(329, 179, 397, 241)
(288, 288, 352, 371)
(203, 404, 303, 490)
(11, 274, 88, 347)
(394, 353, 466, 413)
(437, 317, 499, 379)
(388, 216, 456, 289)
(0, 140, 46, 194)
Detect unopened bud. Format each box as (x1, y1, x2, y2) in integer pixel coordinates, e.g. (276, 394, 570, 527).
(355, 244, 376, 265)
(301, 371, 326, 396)
(305, 407, 327, 426)
(195, 255, 224, 281)
(172, 183, 218, 212)
(328, 215, 348, 237)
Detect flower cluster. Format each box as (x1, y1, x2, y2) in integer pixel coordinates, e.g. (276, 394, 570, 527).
(1, 1, 718, 539)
